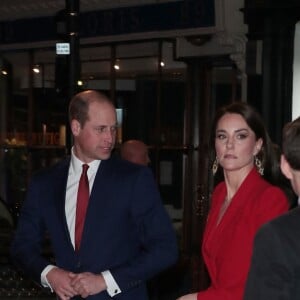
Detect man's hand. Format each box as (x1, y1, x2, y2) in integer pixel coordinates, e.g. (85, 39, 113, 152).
(46, 268, 78, 300)
(69, 272, 107, 298)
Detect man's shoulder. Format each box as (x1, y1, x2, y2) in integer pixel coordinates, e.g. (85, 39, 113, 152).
(106, 155, 149, 173)
(271, 206, 300, 224)
(260, 207, 300, 236)
(31, 156, 70, 181)
(253, 207, 300, 259)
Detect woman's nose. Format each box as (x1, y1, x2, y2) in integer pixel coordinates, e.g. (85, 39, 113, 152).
(226, 137, 234, 148)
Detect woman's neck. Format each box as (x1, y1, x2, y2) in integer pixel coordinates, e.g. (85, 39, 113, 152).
(223, 165, 254, 200)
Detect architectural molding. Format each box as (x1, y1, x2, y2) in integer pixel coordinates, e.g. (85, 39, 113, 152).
(214, 32, 247, 72)
(176, 31, 247, 74)
(0, 0, 181, 21)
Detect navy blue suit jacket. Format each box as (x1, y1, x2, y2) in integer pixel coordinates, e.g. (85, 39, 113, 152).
(244, 207, 300, 300)
(11, 156, 178, 299)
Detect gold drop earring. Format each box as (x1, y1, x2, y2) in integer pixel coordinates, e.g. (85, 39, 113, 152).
(212, 157, 219, 176)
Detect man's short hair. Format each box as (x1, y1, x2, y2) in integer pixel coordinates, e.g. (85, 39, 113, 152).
(282, 116, 300, 170)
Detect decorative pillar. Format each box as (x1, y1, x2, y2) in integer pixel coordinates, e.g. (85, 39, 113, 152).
(66, 0, 80, 101)
(62, 0, 80, 151)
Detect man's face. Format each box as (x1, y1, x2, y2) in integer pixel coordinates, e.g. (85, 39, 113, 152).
(72, 101, 117, 162)
(281, 155, 300, 196)
(287, 169, 300, 196)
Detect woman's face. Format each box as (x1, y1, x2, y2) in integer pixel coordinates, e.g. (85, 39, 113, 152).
(215, 113, 263, 173)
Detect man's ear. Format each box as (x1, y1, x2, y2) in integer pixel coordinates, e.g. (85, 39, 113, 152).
(280, 155, 293, 180)
(71, 119, 81, 136)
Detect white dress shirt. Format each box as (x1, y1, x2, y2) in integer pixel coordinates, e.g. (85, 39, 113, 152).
(41, 149, 121, 297)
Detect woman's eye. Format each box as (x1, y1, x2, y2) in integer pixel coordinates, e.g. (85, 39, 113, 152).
(216, 134, 226, 140)
(237, 134, 247, 140)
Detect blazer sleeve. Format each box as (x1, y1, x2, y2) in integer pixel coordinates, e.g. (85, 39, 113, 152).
(244, 222, 292, 300)
(109, 167, 178, 292)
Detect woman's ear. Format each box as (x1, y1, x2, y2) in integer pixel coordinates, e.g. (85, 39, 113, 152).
(280, 155, 293, 180)
(254, 138, 263, 156)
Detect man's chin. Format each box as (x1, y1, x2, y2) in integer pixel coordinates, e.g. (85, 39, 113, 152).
(98, 152, 112, 160)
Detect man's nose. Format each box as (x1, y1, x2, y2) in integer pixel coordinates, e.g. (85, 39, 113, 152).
(104, 130, 115, 142)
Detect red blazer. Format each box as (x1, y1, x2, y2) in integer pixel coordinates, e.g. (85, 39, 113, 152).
(198, 168, 289, 300)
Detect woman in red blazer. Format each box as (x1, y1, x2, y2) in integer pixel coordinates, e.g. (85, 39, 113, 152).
(178, 102, 290, 300)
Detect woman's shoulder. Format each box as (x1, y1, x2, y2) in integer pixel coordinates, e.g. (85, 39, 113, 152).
(255, 174, 287, 196)
(250, 179, 290, 218)
(236, 169, 288, 208)
(245, 172, 287, 203)
(245, 168, 283, 193)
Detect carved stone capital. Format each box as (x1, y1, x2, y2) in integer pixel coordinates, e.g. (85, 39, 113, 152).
(213, 32, 247, 73)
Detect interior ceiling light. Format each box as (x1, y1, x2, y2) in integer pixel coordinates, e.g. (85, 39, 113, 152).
(1, 70, 8, 75)
(114, 64, 120, 70)
(160, 61, 165, 67)
(33, 65, 40, 73)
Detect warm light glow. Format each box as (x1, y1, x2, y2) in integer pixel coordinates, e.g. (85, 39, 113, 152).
(160, 61, 165, 67)
(114, 64, 120, 70)
(77, 80, 83, 86)
(33, 66, 40, 73)
(1, 70, 8, 75)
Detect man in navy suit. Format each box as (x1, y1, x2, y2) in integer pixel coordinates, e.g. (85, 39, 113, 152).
(11, 90, 178, 300)
(244, 116, 300, 300)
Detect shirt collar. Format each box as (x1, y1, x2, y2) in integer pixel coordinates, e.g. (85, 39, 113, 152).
(70, 147, 101, 174)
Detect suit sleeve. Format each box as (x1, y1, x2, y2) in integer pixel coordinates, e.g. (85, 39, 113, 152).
(109, 167, 178, 293)
(10, 177, 50, 284)
(244, 222, 293, 300)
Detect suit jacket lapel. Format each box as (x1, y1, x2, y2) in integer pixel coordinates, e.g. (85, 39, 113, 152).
(79, 158, 115, 252)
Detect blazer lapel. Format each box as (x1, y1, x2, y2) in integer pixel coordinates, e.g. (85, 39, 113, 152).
(204, 168, 260, 253)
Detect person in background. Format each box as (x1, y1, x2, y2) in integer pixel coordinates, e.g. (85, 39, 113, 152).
(10, 90, 178, 300)
(120, 139, 150, 166)
(244, 116, 300, 300)
(177, 102, 290, 300)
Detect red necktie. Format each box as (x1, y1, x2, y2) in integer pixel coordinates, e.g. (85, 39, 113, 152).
(75, 164, 89, 251)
